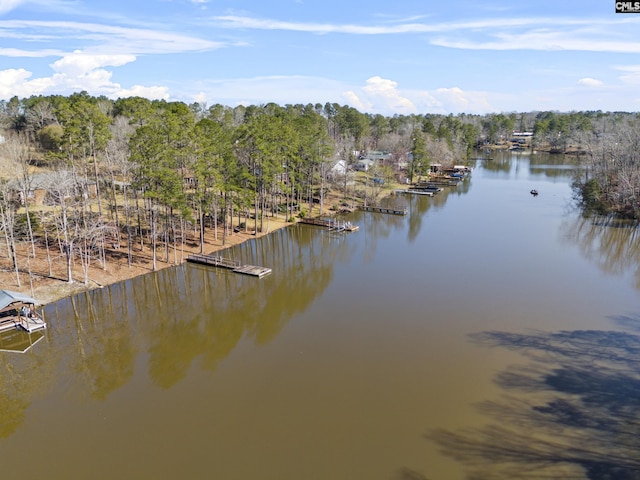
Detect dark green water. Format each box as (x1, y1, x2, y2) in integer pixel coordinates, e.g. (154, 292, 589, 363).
(1, 152, 639, 479)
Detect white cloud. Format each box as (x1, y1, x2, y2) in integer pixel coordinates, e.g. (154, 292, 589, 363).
(50, 51, 136, 76)
(212, 15, 589, 35)
(0, 0, 79, 15)
(0, 50, 169, 101)
(0, 0, 27, 15)
(0, 20, 226, 55)
(0, 18, 230, 101)
(342, 90, 371, 113)
(432, 30, 640, 53)
(615, 65, 640, 85)
(343, 78, 494, 115)
(432, 87, 493, 114)
(190, 74, 497, 115)
(212, 15, 640, 54)
(0, 68, 34, 96)
(578, 77, 603, 87)
(361, 76, 416, 114)
(0, 65, 500, 115)
(117, 85, 170, 100)
(0, 48, 66, 57)
(192, 91, 208, 103)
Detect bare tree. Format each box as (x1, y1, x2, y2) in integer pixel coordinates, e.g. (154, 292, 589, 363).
(75, 213, 117, 285)
(576, 115, 640, 218)
(25, 99, 59, 132)
(1, 132, 37, 257)
(0, 180, 21, 286)
(104, 116, 136, 265)
(45, 170, 78, 283)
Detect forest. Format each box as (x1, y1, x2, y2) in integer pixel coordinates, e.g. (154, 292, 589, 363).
(0, 92, 639, 289)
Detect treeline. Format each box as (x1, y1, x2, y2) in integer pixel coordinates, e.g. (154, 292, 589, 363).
(0, 93, 639, 289)
(560, 111, 640, 219)
(0, 93, 485, 286)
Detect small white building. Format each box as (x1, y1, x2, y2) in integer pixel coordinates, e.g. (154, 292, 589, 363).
(330, 159, 348, 176)
(354, 159, 374, 172)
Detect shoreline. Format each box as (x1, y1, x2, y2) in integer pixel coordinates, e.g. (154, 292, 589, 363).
(2, 180, 405, 307)
(29, 216, 295, 306)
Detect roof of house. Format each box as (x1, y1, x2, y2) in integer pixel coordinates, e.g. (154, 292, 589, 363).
(365, 151, 392, 160)
(0, 290, 39, 310)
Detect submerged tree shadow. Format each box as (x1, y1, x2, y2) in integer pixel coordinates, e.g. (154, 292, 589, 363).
(427, 314, 640, 480)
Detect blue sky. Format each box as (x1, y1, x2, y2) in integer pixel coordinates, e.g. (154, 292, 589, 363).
(1, 0, 640, 115)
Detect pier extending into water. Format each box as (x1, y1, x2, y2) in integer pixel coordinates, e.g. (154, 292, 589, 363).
(359, 205, 408, 215)
(0, 315, 47, 333)
(396, 189, 434, 197)
(186, 254, 272, 278)
(0, 290, 47, 333)
(298, 218, 360, 231)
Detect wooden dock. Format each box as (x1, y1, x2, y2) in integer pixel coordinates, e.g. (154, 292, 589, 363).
(298, 218, 360, 231)
(427, 178, 462, 187)
(0, 290, 46, 333)
(0, 314, 47, 333)
(233, 265, 272, 277)
(396, 189, 433, 196)
(19, 316, 47, 333)
(186, 254, 272, 278)
(359, 205, 408, 215)
(298, 217, 333, 227)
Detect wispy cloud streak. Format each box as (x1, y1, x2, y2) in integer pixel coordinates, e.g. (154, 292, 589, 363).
(212, 14, 640, 53)
(0, 20, 226, 55)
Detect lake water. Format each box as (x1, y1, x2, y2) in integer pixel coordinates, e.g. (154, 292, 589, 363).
(1, 151, 639, 479)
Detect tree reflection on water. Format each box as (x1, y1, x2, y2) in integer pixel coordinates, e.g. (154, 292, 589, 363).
(429, 316, 640, 479)
(561, 214, 640, 290)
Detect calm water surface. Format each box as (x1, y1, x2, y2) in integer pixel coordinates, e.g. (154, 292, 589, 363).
(1, 152, 639, 479)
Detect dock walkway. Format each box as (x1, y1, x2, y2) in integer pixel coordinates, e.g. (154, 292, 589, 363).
(18, 316, 47, 333)
(298, 218, 360, 231)
(359, 205, 408, 215)
(186, 254, 272, 278)
(0, 315, 47, 333)
(396, 189, 433, 197)
(0, 290, 47, 333)
(298, 218, 333, 227)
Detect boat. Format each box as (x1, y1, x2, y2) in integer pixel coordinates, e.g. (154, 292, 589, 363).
(0, 290, 46, 333)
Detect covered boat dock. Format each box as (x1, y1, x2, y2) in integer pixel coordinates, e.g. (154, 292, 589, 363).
(0, 290, 46, 333)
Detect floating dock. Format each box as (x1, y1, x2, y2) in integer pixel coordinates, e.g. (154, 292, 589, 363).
(298, 217, 332, 227)
(424, 178, 462, 187)
(186, 254, 272, 278)
(298, 218, 360, 231)
(396, 189, 433, 196)
(358, 206, 408, 215)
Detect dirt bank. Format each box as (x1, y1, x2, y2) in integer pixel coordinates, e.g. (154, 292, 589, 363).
(0, 187, 377, 305)
(0, 215, 294, 306)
